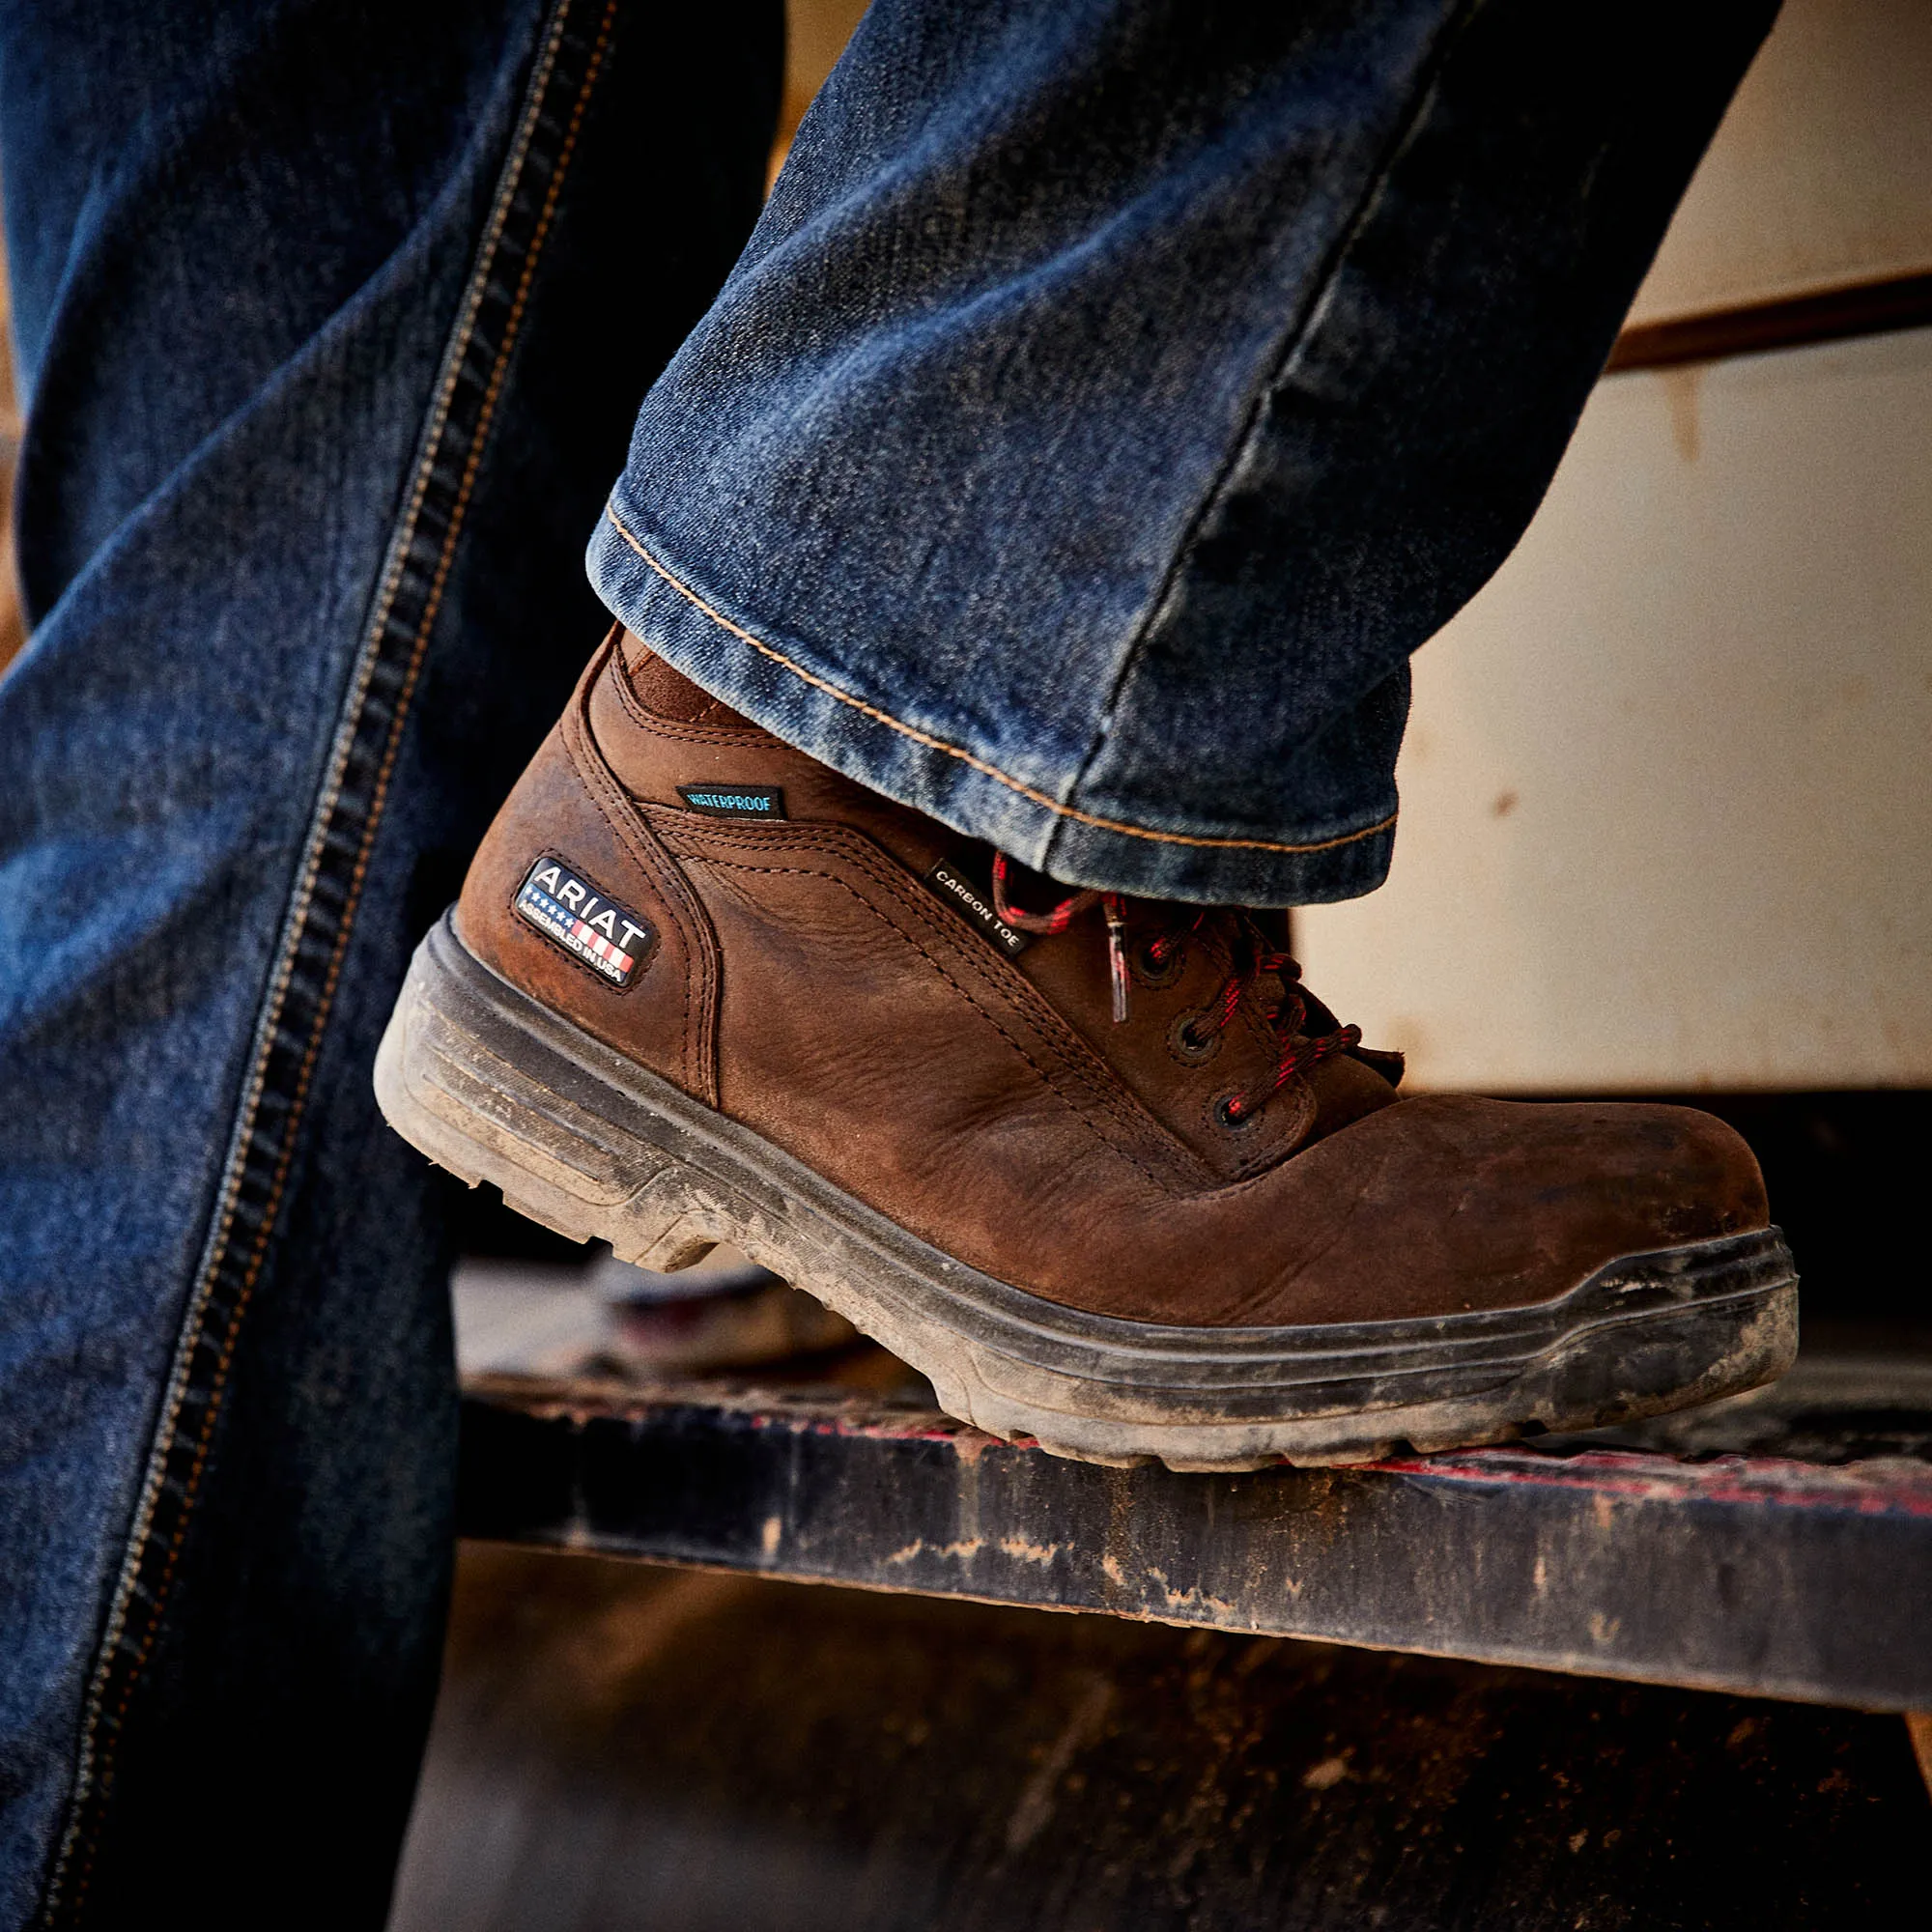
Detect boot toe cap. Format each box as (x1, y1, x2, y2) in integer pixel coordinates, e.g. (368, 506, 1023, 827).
(1232, 1094, 1773, 1325)
(1416, 1095, 1770, 1312)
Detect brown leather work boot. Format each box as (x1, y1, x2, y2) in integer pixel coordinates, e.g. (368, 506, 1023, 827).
(376, 628, 1796, 1467)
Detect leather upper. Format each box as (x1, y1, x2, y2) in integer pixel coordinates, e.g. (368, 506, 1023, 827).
(456, 630, 1770, 1327)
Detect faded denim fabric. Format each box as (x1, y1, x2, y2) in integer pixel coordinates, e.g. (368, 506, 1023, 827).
(593, 0, 1776, 903)
(0, 0, 777, 1923)
(0, 0, 1770, 1925)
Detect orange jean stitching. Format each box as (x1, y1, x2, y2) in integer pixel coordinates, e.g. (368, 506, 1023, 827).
(600, 505, 1400, 860)
(47, 6, 618, 1920)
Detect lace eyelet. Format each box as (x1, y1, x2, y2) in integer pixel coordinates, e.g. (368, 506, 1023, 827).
(1167, 1009, 1221, 1065)
(1212, 1092, 1259, 1131)
(1131, 937, 1185, 990)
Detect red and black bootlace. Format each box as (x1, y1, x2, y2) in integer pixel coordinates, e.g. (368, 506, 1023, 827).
(989, 854, 1362, 1124)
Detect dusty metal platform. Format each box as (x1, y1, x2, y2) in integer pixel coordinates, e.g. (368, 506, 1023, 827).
(456, 1341, 1932, 1712)
(393, 1543, 1929, 1932)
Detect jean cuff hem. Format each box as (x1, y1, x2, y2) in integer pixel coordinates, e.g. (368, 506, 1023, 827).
(587, 500, 1396, 906)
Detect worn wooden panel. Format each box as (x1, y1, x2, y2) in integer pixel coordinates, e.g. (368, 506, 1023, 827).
(1628, 0, 1932, 330)
(453, 1344, 1932, 1711)
(1294, 326, 1932, 1093)
(390, 1545, 1927, 1932)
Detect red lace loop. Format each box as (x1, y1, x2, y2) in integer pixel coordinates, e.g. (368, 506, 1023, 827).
(989, 851, 1094, 934)
(990, 856, 1362, 1122)
(990, 855, 1133, 1020)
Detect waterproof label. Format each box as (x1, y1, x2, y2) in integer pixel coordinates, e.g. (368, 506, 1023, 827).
(676, 784, 787, 820)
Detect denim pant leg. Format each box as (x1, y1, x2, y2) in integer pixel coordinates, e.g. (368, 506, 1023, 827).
(589, 0, 1777, 905)
(0, 2, 777, 1923)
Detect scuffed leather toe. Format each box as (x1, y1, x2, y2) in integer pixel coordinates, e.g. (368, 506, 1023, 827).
(1226, 1094, 1771, 1326)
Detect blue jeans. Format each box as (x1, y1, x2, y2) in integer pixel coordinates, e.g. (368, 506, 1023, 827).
(0, 1, 1770, 1922)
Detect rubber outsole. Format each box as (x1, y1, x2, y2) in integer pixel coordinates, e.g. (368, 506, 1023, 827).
(375, 914, 1799, 1470)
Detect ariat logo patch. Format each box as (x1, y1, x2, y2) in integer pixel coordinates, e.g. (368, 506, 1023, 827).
(514, 859, 653, 988)
(925, 859, 1032, 958)
(676, 783, 786, 820)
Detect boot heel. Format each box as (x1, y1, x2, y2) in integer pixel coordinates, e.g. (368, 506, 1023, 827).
(375, 930, 690, 1258)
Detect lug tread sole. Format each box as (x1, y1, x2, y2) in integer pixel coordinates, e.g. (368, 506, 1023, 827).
(374, 916, 1798, 1471)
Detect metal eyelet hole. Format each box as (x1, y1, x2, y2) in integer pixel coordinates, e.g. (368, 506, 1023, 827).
(1167, 1009, 1221, 1066)
(1213, 1092, 1258, 1131)
(1132, 938, 1185, 990)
